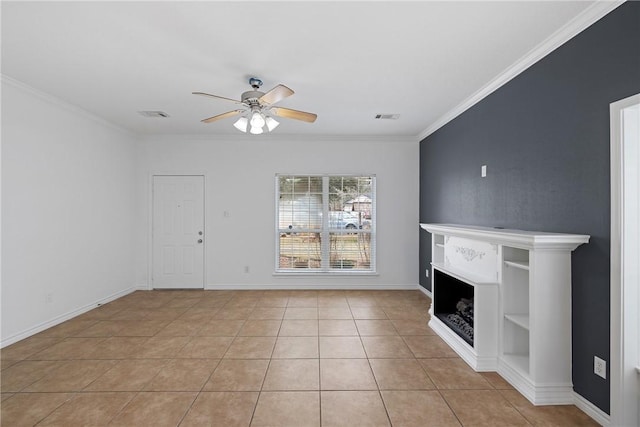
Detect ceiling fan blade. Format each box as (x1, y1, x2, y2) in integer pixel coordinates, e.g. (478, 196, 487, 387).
(259, 84, 294, 105)
(193, 92, 243, 105)
(201, 109, 244, 123)
(271, 107, 317, 123)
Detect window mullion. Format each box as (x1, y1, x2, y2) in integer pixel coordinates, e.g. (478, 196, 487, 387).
(321, 176, 330, 270)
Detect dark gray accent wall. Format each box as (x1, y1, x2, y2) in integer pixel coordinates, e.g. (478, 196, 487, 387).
(419, 2, 640, 414)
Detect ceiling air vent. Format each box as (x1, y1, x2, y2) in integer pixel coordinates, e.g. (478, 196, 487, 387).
(374, 114, 400, 120)
(138, 111, 170, 118)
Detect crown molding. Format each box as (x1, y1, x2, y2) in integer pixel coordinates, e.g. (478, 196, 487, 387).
(1, 74, 136, 138)
(417, 0, 626, 141)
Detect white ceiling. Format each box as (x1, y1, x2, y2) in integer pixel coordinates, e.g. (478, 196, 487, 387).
(2, 1, 604, 137)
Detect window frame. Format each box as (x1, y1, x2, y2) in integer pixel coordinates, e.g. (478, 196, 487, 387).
(274, 174, 376, 275)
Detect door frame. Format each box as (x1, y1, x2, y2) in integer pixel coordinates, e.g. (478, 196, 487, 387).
(148, 172, 207, 290)
(610, 93, 639, 427)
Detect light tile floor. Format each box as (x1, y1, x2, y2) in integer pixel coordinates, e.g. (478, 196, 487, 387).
(0, 290, 600, 426)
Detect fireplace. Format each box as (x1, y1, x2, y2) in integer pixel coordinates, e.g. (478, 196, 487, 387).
(421, 223, 589, 405)
(433, 269, 474, 346)
(422, 227, 501, 371)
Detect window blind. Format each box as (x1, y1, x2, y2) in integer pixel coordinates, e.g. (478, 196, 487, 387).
(276, 175, 375, 273)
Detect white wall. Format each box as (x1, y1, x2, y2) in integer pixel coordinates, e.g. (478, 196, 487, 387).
(1, 78, 138, 345)
(136, 135, 419, 289)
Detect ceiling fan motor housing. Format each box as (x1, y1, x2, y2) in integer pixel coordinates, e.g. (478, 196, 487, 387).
(241, 90, 265, 106)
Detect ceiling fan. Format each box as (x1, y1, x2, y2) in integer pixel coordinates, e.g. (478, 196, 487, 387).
(193, 78, 317, 134)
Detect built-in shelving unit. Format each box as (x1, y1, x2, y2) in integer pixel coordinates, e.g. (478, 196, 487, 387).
(420, 223, 589, 406)
(502, 246, 530, 375)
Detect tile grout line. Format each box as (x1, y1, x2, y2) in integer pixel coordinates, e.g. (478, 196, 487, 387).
(365, 346, 393, 426)
(317, 302, 323, 427)
(494, 387, 536, 426)
(30, 391, 77, 427)
(175, 356, 224, 425)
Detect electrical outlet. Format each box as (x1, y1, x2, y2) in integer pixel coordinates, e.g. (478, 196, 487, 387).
(244, 266, 250, 274)
(594, 356, 606, 379)
(425, 269, 429, 278)
(45, 293, 53, 304)
(481, 165, 487, 177)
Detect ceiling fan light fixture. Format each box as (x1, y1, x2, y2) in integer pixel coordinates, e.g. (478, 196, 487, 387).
(249, 124, 264, 135)
(250, 110, 266, 129)
(265, 116, 279, 132)
(233, 116, 248, 132)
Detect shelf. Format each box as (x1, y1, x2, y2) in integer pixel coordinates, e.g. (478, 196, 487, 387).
(504, 260, 530, 271)
(502, 353, 530, 375)
(504, 314, 530, 330)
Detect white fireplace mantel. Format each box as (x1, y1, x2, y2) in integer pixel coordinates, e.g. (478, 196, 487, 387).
(420, 223, 589, 251)
(421, 223, 589, 406)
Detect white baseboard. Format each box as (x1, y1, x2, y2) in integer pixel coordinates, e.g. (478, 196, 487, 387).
(0, 286, 138, 348)
(135, 282, 427, 292)
(573, 391, 610, 426)
(417, 284, 432, 298)
(498, 359, 574, 405)
(205, 283, 420, 291)
(101, 283, 426, 292)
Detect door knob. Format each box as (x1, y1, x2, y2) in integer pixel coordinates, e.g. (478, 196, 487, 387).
(197, 239, 203, 244)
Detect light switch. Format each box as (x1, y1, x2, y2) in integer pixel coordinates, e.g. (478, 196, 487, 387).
(481, 165, 487, 178)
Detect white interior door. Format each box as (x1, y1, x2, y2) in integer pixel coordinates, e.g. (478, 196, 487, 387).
(152, 175, 204, 289)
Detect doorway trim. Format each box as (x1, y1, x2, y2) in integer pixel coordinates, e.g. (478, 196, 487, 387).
(610, 93, 640, 427)
(147, 172, 207, 290)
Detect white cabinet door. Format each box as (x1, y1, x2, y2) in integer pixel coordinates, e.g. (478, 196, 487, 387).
(152, 175, 204, 289)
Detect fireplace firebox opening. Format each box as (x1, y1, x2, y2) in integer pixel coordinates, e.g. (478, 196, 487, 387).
(433, 268, 474, 346)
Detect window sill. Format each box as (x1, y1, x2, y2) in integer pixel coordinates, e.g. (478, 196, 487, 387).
(273, 270, 379, 277)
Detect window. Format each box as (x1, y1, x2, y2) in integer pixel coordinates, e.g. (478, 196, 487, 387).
(276, 175, 375, 273)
